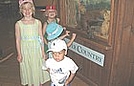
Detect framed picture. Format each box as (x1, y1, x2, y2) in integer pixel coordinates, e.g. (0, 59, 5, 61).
(60, 0, 113, 45)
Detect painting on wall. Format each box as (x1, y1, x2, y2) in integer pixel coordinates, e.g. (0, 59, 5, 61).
(75, 0, 111, 39)
(65, 0, 111, 39)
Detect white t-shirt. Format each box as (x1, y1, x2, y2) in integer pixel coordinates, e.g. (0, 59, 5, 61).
(46, 56, 78, 86)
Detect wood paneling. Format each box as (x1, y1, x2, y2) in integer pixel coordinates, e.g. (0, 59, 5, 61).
(34, 0, 53, 6)
(67, 0, 134, 86)
(68, 36, 113, 86)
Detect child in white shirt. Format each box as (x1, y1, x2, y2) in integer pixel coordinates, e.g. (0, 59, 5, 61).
(43, 39, 78, 86)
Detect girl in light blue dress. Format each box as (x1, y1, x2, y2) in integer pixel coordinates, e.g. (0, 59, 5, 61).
(15, 0, 50, 86)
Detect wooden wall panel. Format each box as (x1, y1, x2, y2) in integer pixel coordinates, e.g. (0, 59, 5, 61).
(122, 0, 133, 27)
(68, 36, 113, 86)
(113, 26, 131, 86)
(128, 6, 134, 85)
(128, 39, 134, 84)
(109, 0, 134, 86)
(129, 64, 134, 85)
(34, 0, 49, 6)
(34, 0, 58, 6)
(59, 0, 66, 26)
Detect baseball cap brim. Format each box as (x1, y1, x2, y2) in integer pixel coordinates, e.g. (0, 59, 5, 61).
(47, 48, 61, 52)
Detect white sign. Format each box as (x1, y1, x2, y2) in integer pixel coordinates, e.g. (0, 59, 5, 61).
(64, 38, 105, 66)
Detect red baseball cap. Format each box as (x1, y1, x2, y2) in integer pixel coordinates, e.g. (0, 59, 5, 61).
(46, 5, 56, 10)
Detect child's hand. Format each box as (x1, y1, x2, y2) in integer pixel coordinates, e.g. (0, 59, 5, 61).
(65, 30, 70, 37)
(63, 27, 66, 30)
(17, 55, 22, 63)
(71, 33, 77, 40)
(64, 80, 69, 86)
(43, 53, 48, 60)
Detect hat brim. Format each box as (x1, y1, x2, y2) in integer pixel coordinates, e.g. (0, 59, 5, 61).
(46, 49, 53, 53)
(47, 48, 66, 53)
(47, 27, 63, 40)
(46, 49, 58, 53)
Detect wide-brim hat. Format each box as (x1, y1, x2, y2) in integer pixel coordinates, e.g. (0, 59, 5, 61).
(46, 22, 63, 40)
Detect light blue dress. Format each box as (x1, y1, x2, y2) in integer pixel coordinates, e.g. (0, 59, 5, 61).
(18, 19, 50, 86)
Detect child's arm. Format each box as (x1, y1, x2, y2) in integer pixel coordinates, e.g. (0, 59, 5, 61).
(38, 20, 46, 59)
(64, 58, 78, 86)
(43, 22, 47, 37)
(43, 22, 48, 45)
(44, 38, 48, 45)
(59, 30, 70, 39)
(67, 33, 76, 47)
(64, 73, 76, 86)
(15, 21, 22, 62)
(56, 18, 60, 23)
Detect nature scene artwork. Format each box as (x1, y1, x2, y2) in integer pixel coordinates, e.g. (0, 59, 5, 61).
(73, 0, 111, 39)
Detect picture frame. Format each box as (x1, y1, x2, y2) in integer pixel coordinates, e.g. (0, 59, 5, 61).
(60, 0, 113, 46)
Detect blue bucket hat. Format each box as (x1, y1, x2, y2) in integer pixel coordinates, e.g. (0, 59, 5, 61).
(46, 22, 63, 40)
